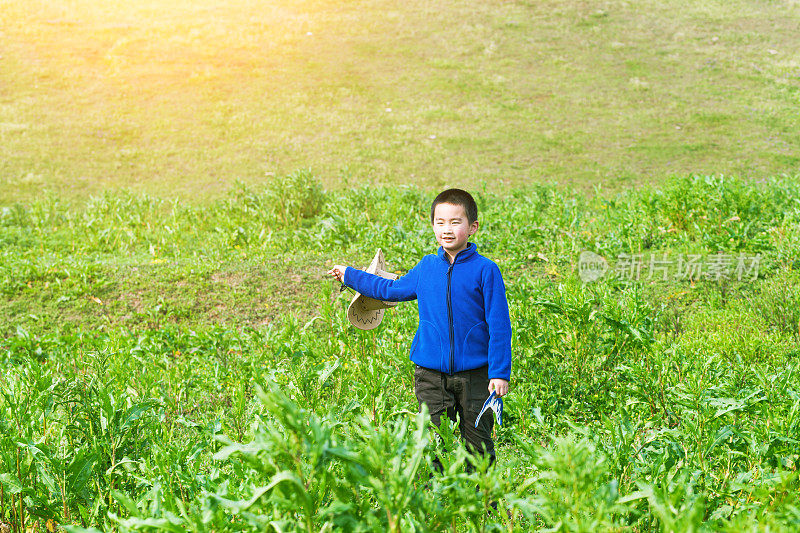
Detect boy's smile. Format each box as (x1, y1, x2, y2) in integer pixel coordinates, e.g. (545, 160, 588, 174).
(432, 202, 479, 262)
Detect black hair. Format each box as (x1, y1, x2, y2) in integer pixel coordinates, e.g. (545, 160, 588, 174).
(430, 188, 478, 225)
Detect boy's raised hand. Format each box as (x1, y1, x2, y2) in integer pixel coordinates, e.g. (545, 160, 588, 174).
(327, 265, 347, 283)
(489, 378, 509, 398)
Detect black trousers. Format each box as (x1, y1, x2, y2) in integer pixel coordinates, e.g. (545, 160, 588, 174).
(414, 364, 495, 465)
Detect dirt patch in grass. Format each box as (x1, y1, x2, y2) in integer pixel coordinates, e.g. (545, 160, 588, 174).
(0, 254, 330, 336)
(210, 271, 246, 287)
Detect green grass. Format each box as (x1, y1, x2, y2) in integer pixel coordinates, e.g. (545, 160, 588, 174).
(2, 175, 800, 530)
(2, 0, 800, 529)
(1, 0, 799, 204)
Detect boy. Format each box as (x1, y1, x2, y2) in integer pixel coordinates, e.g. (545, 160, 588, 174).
(327, 188, 512, 465)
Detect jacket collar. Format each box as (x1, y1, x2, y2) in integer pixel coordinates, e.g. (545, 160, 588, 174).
(437, 241, 478, 264)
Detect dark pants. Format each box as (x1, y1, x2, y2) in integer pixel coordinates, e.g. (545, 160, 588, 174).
(414, 364, 495, 466)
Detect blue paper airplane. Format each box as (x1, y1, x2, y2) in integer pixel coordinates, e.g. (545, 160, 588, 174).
(475, 391, 503, 427)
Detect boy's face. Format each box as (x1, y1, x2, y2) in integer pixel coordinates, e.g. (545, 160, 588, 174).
(432, 202, 479, 258)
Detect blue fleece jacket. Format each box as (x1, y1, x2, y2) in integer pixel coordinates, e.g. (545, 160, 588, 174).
(343, 242, 512, 381)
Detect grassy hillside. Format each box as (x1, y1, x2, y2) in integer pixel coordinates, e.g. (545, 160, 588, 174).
(2, 0, 799, 204)
(2, 175, 800, 530)
(2, 0, 800, 529)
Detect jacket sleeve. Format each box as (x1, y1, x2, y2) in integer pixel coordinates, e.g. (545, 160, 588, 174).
(483, 263, 512, 381)
(343, 259, 421, 302)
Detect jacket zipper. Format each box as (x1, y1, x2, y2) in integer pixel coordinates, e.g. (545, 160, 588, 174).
(446, 261, 455, 375)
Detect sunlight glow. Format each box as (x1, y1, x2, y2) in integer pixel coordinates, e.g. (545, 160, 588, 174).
(3, 0, 336, 91)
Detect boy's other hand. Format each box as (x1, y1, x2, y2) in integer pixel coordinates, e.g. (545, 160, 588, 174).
(327, 265, 346, 283)
(489, 378, 509, 398)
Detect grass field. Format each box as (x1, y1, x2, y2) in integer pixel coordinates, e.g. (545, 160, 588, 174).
(2, 175, 800, 531)
(2, 0, 799, 203)
(2, 0, 800, 531)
